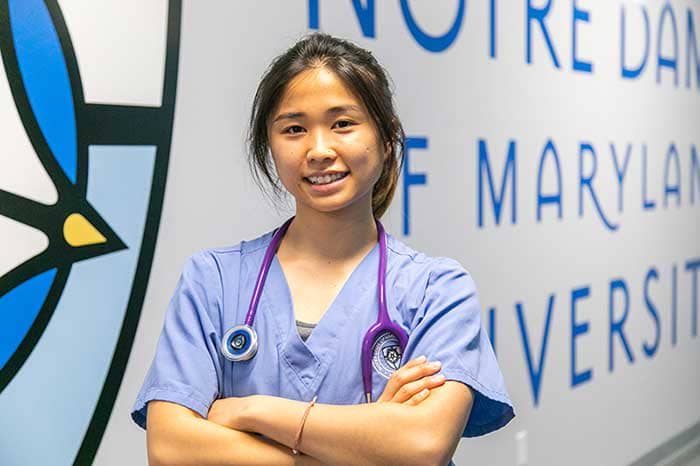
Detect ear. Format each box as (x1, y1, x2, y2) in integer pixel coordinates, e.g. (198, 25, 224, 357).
(383, 141, 391, 163)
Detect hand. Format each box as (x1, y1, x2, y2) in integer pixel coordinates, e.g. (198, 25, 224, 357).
(376, 355, 445, 405)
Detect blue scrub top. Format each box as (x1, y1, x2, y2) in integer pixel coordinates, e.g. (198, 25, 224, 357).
(131, 228, 515, 444)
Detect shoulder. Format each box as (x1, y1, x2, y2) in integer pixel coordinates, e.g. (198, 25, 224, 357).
(189, 228, 276, 273)
(385, 232, 473, 281)
(172, 229, 277, 324)
(384, 233, 477, 311)
(178, 228, 277, 297)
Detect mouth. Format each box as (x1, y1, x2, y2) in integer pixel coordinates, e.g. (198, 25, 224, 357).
(303, 172, 349, 186)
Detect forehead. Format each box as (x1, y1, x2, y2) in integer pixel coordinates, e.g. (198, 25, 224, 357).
(277, 67, 364, 110)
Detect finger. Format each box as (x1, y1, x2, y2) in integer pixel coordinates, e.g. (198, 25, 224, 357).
(379, 360, 442, 402)
(402, 355, 427, 370)
(390, 361, 442, 392)
(406, 388, 431, 406)
(377, 356, 427, 402)
(392, 374, 445, 403)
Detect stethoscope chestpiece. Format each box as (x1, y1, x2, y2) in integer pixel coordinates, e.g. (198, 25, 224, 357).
(221, 324, 258, 361)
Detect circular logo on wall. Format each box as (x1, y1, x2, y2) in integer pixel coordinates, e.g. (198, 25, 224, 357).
(372, 331, 403, 379)
(0, 1, 181, 464)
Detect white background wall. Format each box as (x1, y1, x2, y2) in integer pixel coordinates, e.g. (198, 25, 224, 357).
(102, 1, 700, 465)
(4, 1, 698, 465)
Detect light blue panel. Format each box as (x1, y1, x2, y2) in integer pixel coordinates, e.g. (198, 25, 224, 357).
(0, 146, 156, 466)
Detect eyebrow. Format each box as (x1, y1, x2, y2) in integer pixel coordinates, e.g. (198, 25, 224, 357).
(272, 105, 363, 123)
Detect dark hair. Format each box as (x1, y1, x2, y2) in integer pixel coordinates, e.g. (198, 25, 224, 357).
(247, 32, 406, 218)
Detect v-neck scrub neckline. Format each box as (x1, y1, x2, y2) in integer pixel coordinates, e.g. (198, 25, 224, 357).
(258, 243, 379, 396)
(269, 240, 380, 343)
(295, 320, 316, 342)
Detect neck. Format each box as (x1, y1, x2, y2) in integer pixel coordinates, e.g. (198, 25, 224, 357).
(280, 204, 378, 262)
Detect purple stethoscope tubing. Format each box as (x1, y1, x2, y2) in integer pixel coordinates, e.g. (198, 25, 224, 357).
(222, 216, 409, 403)
(243, 217, 293, 326)
(361, 220, 409, 402)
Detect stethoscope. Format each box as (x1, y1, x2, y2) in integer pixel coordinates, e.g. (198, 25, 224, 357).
(220, 217, 409, 403)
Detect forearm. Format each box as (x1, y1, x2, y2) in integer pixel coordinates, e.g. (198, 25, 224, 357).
(149, 413, 325, 466)
(245, 398, 439, 466)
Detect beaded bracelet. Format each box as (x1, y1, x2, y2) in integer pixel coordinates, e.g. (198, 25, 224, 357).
(291, 395, 317, 455)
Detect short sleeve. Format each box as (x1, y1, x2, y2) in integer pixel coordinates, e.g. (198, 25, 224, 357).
(405, 258, 515, 437)
(130, 251, 224, 430)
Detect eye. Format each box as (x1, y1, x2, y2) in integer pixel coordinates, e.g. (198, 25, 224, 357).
(333, 120, 355, 129)
(283, 125, 305, 135)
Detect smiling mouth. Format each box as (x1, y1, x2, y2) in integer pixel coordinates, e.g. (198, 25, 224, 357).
(304, 172, 349, 185)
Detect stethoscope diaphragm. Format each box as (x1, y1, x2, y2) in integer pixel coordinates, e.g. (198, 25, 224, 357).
(221, 324, 258, 361)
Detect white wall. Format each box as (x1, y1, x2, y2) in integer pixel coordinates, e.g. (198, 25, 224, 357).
(1, 1, 698, 465)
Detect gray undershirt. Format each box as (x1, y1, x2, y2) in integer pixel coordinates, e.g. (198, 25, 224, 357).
(295, 320, 317, 342)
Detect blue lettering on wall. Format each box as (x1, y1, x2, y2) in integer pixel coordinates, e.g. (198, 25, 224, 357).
(527, 0, 561, 68)
(309, 0, 465, 52)
(672, 264, 678, 346)
(403, 137, 428, 236)
(663, 143, 681, 207)
(686, 258, 700, 338)
(308, 0, 319, 29)
(642, 144, 657, 210)
(490, 0, 497, 58)
(691, 145, 700, 204)
(491, 255, 700, 407)
(571, 286, 593, 387)
(400, 0, 465, 52)
(354, 0, 376, 37)
(478, 139, 517, 227)
(537, 140, 562, 221)
(516, 297, 555, 406)
(579, 142, 618, 231)
(687, 9, 700, 89)
(621, 4, 650, 79)
(657, 3, 679, 87)
(643, 268, 661, 358)
(572, 0, 593, 73)
(609, 278, 635, 372)
(308, 0, 375, 37)
(611, 142, 632, 213)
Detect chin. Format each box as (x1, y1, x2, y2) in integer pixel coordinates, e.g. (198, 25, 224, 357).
(301, 198, 362, 215)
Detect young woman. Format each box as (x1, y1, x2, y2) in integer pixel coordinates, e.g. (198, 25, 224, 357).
(131, 33, 514, 466)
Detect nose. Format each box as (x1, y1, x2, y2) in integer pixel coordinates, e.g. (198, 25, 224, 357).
(306, 128, 337, 163)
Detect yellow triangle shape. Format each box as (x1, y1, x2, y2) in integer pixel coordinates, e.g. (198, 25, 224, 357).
(63, 213, 107, 247)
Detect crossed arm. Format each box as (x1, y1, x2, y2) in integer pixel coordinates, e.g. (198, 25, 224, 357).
(147, 357, 474, 466)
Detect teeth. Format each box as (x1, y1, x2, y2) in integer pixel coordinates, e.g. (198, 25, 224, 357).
(308, 173, 346, 185)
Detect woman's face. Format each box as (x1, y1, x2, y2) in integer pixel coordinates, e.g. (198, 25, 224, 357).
(268, 66, 388, 217)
